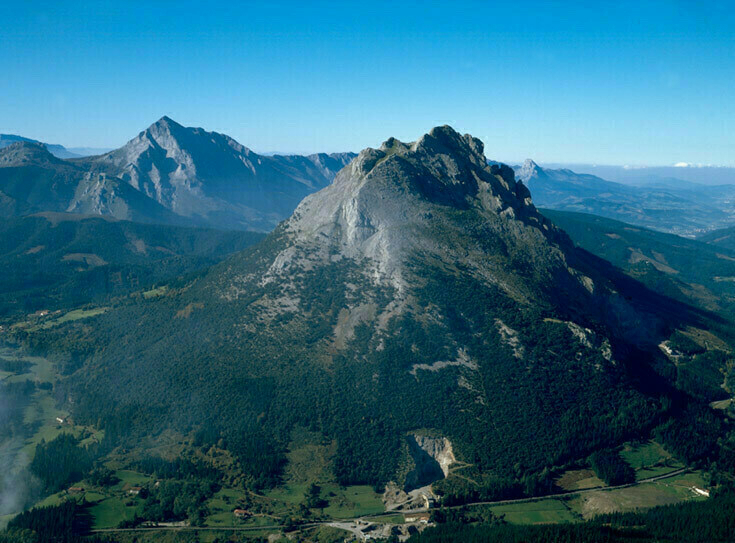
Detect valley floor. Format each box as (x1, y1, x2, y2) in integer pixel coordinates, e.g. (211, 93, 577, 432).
(0, 338, 720, 541)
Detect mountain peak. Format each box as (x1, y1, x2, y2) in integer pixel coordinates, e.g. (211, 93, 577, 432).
(353, 126, 487, 181)
(146, 115, 185, 136)
(415, 125, 485, 160)
(343, 126, 526, 212)
(82, 119, 354, 230)
(282, 127, 548, 290)
(367, 126, 486, 168)
(516, 158, 543, 183)
(0, 141, 61, 166)
(154, 115, 178, 126)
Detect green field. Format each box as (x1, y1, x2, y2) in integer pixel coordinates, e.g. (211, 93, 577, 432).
(34, 492, 66, 508)
(0, 347, 55, 383)
(620, 440, 682, 480)
(206, 483, 382, 528)
(261, 427, 385, 520)
(322, 485, 384, 519)
(33, 307, 108, 330)
(490, 498, 579, 524)
(112, 470, 152, 489)
(89, 497, 140, 529)
(264, 482, 384, 519)
(555, 469, 604, 491)
(204, 487, 254, 527)
(570, 471, 708, 519)
(27, 472, 150, 529)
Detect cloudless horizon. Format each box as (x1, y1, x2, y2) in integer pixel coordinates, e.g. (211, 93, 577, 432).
(2, 1, 734, 166)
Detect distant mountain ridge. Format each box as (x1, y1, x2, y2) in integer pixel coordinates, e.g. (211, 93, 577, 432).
(542, 162, 735, 187)
(0, 118, 356, 231)
(0, 141, 189, 226)
(542, 208, 735, 319)
(0, 134, 80, 159)
(76, 116, 356, 230)
(0, 212, 264, 316)
(516, 159, 735, 236)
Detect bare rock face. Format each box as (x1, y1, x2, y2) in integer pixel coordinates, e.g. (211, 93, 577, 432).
(268, 126, 574, 299)
(403, 434, 456, 491)
(412, 435, 456, 477)
(83, 117, 356, 230)
(516, 158, 542, 184)
(0, 142, 181, 225)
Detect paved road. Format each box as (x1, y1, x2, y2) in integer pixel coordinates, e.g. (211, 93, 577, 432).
(391, 467, 691, 513)
(90, 467, 690, 534)
(92, 523, 311, 533)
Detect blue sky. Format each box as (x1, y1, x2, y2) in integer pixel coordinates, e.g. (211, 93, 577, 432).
(1, 1, 733, 165)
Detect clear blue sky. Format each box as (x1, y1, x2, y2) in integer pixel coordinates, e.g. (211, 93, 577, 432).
(1, 1, 733, 165)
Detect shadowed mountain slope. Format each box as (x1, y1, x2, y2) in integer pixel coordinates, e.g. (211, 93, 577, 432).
(0, 213, 264, 316)
(542, 209, 735, 319)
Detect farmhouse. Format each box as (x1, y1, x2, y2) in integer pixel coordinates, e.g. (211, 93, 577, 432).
(693, 487, 710, 497)
(68, 486, 84, 494)
(128, 487, 143, 495)
(233, 509, 251, 519)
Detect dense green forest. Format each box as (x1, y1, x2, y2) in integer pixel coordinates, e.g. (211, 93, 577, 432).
(18, 223, 732, 503)
(541, 209, 735, 319)
(0, 214, 263, 316)
(4, 502, 91, 543)
(30, 434, 98, 494)
(588, 449, 635, 486)
(699, 225, 735, 251)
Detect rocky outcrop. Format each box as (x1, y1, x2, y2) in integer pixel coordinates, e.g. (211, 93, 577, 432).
(1, 119, 357, 230)
(0, 143, 181, 225)
(404, 434, 456, 491)
(270, 125, 568, 298)
(82, 117, 356, 230)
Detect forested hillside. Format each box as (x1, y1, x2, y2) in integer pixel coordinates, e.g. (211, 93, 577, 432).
(541, 209, 735, 319)
(700, 225, 735, 252)
(0, 214, 263, 315)
(15, 127, 733, 506)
